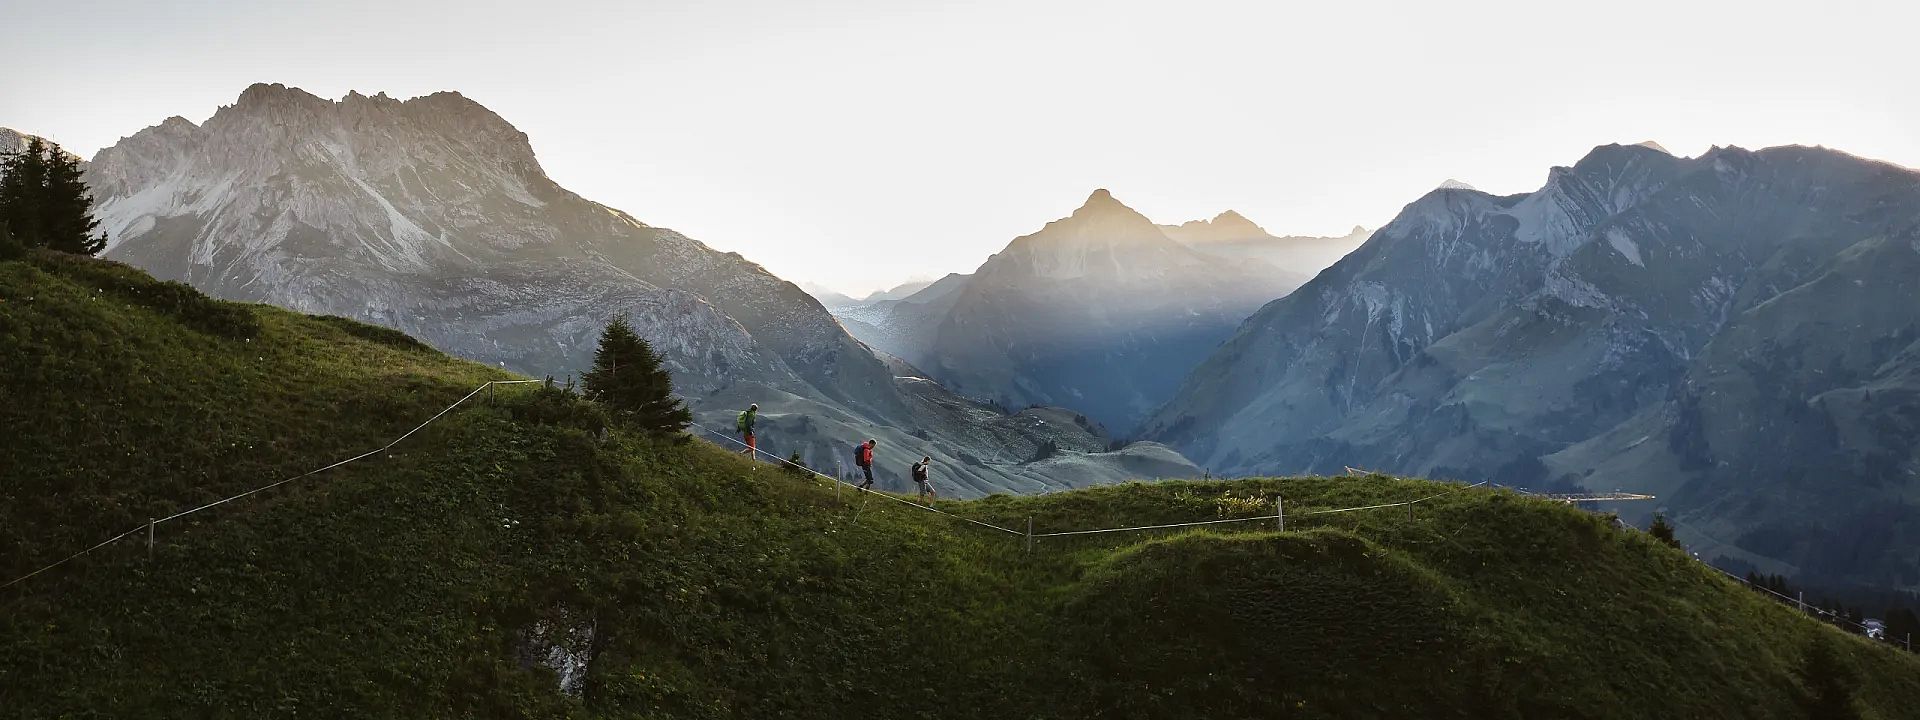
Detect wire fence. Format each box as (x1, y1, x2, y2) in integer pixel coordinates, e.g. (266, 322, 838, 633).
(687, 420, 1026, 536)
(691, 423, 1920, 652)
(1, 379, 540, 592)
(688, 420, 1489, 543)
(1704, 563, 1911, 649)
(16, 392, 1903, 654)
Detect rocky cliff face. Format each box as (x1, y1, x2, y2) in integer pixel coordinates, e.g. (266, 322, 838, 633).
(1, 128, 32, 155)
(839, 190, 1301, 435)
(0, 128, 86, 174)
(81, 84, 1195, 496)
(90, 85, 889, 410)
(1147, 143, 1920, 589)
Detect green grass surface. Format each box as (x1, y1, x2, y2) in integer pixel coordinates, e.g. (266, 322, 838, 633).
(4, 252, 1918, 718)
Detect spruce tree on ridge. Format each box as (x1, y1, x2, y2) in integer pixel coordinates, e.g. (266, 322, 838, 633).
(581, 314, 691, 438)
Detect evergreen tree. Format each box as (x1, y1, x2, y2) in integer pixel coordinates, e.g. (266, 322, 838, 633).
(41, 141, 103, 255)
(0, 138, 104, 255)
(581, 315, 690, 438)
(784, 452, 811, 478)
(0, 139, 50, 245)
(1648, 513, 1681, 550)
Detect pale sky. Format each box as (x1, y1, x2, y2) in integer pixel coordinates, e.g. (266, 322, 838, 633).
(4, 0, 1916, 295)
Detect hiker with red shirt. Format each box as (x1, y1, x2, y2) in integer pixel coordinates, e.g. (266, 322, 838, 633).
(854, 439, 877, 490)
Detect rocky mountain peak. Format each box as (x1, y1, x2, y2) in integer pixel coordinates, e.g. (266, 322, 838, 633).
(1568, 142, 1686, 175)
(227, 82, 329, 117)
(1009, 188, 1172, 257)
(201, 85, 530, 161)
(1436, 178, 1477, 191)
(1161, 209, 1276, 245)
(1069, 187, 1132, 217)
(1207, 209, 1267, 235)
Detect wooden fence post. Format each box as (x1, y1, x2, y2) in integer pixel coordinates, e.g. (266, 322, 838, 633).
(147, 518, 156, 559)
(1275, 496, 1284, 532)
(1026, 517, 1034, 554)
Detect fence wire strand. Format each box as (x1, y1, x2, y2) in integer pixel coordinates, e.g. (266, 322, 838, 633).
(2, 379, 540, 592)
(10, 379, 1888, 651)
(688, 420, 1025, 536)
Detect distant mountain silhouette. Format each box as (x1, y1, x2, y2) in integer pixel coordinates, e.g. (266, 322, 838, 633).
(838, 189, 1306, 434)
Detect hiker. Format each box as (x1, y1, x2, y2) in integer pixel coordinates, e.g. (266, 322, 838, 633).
(854, 438, 877, 490)
(736, 403, 759, 457)
(912, 456, 935, 500)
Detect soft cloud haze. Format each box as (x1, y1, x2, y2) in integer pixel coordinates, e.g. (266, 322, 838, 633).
(3, 0, 1915, 294)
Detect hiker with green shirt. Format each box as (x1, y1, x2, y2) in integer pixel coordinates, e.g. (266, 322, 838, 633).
(736, 403, 759, 457)
(912, 456, 936, 500)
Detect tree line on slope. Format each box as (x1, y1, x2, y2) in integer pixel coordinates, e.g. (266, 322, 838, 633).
(0, 137, 102, 259)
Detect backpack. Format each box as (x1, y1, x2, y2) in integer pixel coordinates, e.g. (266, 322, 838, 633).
(912, 462, 928, 482)
(736, 411, 751, 433)
(854, 443, 870, 466)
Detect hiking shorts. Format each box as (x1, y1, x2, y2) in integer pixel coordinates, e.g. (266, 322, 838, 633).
(743, 432, 756, 452)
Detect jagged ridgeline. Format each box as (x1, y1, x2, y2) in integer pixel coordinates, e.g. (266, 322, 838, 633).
(5, 252, 1918, 717)
(1147, 143, 1920, 592)
(66, 84, 1196, 497)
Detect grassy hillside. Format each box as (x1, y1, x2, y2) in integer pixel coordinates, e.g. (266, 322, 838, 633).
(3, 252, 1918, 718)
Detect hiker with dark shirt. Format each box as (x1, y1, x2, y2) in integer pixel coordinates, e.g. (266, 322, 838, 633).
(912, 456, 935, 500)
(854, 439, 877, 490)
(736, 404, 759, 457)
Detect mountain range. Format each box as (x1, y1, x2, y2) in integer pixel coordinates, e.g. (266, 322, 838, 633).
(1159, 211, 1370, 277)
(10, 252, 1916, 715)
(39, 84, 1197, 496)
(802, 278, 940, 309)
(1145, 142, 1920, 590)
(834, 189, 1314, 435)
(16, 86, 1920, 592)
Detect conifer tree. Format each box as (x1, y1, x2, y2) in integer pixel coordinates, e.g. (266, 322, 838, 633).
(784, 452, 811, 478)
(1649, 513, 1681, 549)
(0, 139, 50, 246)
(41, 141, 104, 255)
(581, 315, 690, 438)
(0, 138, 104, 255)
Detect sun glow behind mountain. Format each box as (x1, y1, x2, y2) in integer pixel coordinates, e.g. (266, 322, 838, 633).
(4, 0, 1917, 294)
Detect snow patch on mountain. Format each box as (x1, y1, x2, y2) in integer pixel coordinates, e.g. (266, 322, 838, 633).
(1604, 227, 1645, 267)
